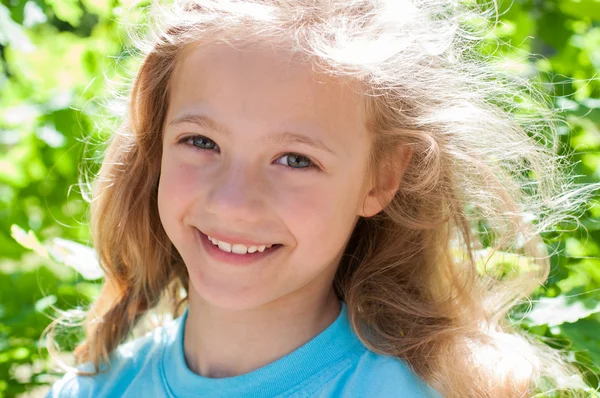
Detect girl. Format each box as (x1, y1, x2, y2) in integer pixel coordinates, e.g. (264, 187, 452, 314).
(47, 0, 592, 397)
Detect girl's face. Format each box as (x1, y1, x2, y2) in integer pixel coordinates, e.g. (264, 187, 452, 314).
(158, 42, 382, 310)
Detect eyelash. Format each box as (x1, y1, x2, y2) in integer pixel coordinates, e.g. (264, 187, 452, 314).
(177, 135, 321, 171)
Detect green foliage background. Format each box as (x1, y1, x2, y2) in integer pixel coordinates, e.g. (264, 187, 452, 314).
(0, 0, 599, 397)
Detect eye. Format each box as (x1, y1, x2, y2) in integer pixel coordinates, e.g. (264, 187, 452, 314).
(275, 153, 318, 170)
(180, 135, 219, 151)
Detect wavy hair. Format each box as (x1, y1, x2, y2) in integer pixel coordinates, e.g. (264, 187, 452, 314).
(49, 0, 595, 396)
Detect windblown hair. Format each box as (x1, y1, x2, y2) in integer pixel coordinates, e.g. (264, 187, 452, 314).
(49, 0, 595, 396)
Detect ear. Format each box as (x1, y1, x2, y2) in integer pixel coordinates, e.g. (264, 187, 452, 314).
(359, 145, 413, 218)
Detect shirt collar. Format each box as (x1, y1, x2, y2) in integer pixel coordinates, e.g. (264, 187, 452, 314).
(161, 301, 364, 397)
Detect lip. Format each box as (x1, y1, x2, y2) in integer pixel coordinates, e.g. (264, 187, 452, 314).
(196, 229, 282, 266)
(201, 229, 276, 247)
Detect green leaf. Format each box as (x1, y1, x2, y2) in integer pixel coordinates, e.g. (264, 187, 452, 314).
(81, 0, 112, 18)
(557, 318, 600, 366)
(559, 0, 600, 21)
(11, 347, 30, 361)
(45, 0, 83, 27)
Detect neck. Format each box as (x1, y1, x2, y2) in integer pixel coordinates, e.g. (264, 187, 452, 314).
(183, 287, 341, 378)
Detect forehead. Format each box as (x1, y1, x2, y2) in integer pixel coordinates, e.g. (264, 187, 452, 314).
(167, 41, 368, 145)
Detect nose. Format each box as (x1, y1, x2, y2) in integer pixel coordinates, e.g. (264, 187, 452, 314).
(204, 162, 266, 224)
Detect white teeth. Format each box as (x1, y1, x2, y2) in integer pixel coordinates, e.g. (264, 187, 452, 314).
(231, 244, 247, 254)
(217, 241, 232, 252)
(207, 235, 275, 255)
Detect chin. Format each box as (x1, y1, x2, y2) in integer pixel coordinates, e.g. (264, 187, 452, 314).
(187, 268, 279, 311)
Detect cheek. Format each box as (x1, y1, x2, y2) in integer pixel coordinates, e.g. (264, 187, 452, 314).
(157, 157, 201, 230)
(277, 174, 363, 254)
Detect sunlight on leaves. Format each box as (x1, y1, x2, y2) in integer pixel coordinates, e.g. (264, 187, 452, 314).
(10, 225, 48, 258)
(526, 295, 600, 327)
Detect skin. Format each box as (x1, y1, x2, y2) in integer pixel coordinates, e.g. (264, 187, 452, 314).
(157, 41, 410, 378)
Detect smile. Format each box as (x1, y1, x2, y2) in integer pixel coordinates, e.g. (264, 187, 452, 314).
(206, 235, 275, 254)
(196, 229, 282, 265)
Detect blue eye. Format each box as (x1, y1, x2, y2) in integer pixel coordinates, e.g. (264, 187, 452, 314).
(277, 154, 312, 169)
(189, 135, 218, 150)
(178, 135, 319, 171)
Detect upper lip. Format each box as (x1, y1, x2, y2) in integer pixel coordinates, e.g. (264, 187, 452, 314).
(197, 228, 279, 247)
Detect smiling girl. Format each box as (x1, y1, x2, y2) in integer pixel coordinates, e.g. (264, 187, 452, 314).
(47, 0, 592, 397)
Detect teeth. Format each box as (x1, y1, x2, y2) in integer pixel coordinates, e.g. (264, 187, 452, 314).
(217, 241, 232, 253)
(207, 235, 275, 255)
(231, 244, 247, 254)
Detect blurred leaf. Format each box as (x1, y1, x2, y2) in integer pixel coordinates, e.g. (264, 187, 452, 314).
(0, 159, 28, 187)
(35, 124, 66, 148)
(45, 0, 84, 27)
(34, 295, 57, 312)
(82, 0, 112, 18)
(23, 1, 48, 28)
(0, 4, 35, 51)
(556, 318, 600, 366)
(559, 0, 600, 20)
(47, 238, 103, 280)
(10, 225, 48, 258)
(11, 225, 103, 280)
(526, 295, 600, 327)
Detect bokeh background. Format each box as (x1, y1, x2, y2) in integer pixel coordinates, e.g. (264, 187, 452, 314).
(0, 0, 599, 397)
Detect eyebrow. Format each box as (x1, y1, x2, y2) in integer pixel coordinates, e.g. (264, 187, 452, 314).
(167, 113, 335, 155)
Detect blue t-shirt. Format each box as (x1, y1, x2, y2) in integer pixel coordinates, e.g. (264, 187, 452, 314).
(47, 302, 441, 397)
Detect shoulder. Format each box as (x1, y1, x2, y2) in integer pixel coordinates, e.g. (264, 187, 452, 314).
(46, 318, 179, 398)
(326, 350, 441, 398)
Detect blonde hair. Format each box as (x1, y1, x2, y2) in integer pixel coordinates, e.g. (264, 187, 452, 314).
(49, 0, 595, 396)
